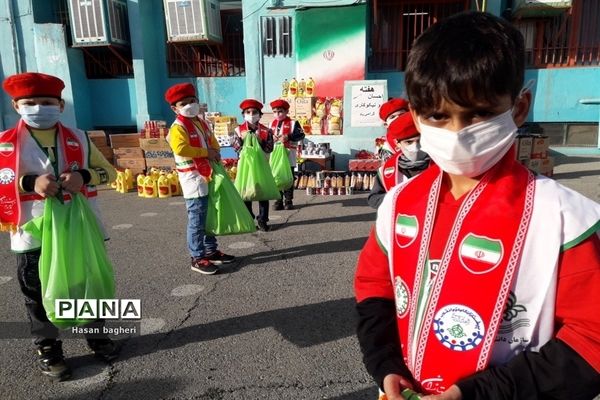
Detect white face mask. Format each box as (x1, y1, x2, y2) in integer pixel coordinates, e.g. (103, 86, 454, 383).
(418, 109, 517, 177)
(244, 114, 260, 124)
(18, 105, 61, 129)
(400, 141, 424, 162)
(179, 103, 200, 118)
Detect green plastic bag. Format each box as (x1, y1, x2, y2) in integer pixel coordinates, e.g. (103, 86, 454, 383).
(206, 161, 257, 235)
(269, 142, 294, 191)
(234, 134, 281, 201)
(22, 194, 115, 329)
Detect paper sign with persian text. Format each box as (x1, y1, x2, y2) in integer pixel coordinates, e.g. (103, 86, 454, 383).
(350, 83, 385, 127)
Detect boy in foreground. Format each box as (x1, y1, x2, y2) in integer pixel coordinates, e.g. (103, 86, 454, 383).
(355, 11, 600, 400)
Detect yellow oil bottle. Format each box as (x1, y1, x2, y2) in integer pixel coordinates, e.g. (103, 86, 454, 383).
(157, 175, 171, 198)
(144, 175, 157, 198)
(289, 77, 298, 97)
(167, 173, 179, 196)
(306, 77, 316, 97)
(137, 174, 145, 197)
(124, 168, 134, 191)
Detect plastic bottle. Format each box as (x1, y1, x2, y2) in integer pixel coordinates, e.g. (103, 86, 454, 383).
(167, 173, 178, 196)
(144, 176, 157, 198)
(289, 78, 298, 98)
(157, 175, 171, 198)
(282, 79, 290, 97)
(137, 174, 145, 197)
(306, 77, 316, 97)
(124, 168, 133, 191)
(298, 78, 306, 97)
(336, 174, 344, 188)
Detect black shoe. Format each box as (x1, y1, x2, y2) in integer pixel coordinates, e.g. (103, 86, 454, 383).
(257, 220, 270, 231)
(37, 340, 71, 381)
(206, 250, 235, 265)
(87, 338, 120, 362)
(284, 202, 294, 210)
(191, 257, 219, 275)
(272, 201, 284, 211)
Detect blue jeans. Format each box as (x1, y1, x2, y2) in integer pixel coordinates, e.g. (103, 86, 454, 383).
(185, 196, 217, 259)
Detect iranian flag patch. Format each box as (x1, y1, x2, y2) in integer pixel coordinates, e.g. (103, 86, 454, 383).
(395, 214, 418, 247)
(0, 142, 14, 156)
(459, 234, 504, 274)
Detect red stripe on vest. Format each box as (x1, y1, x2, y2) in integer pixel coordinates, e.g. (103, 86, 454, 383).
(379, 152, 403, 192)
(238, 121, 270, 142)
(176, 115, 212, 178)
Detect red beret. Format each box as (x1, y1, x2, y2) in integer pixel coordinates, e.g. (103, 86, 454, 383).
(379, 98, 409, 121)
(165, 83, 196, 104)
(2, 72, 64, 100)
(270, 99, 290, 110)
(386, 112, 419, 148)
(240, 99, 263, 111)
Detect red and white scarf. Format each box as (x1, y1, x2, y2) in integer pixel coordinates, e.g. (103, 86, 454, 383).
(390, 151, 535, 393)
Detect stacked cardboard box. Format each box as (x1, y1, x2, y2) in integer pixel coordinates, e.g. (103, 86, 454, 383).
(110, 133, 146, 174)
(514, 135, 553, 177)
(139, 135, 175, 170)
(87, 130, 113, 164)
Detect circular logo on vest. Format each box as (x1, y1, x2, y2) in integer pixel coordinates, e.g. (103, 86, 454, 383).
(459, 234, 504, 274)
(0, 168, 15, 185)
(69, 161, 80, 171)
(433, 304, 484, 351)
(394, 276, 409, 318)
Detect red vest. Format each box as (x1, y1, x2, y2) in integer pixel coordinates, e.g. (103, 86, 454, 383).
(269, 118, 297, 149)
(238, 121, 270, 142)
(175, 115, 212, 178)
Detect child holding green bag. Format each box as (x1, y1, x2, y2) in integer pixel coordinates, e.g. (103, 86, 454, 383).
(230, 99, 274, 231)
(269, 99, 305, 210)
(0, 72, 119, 381)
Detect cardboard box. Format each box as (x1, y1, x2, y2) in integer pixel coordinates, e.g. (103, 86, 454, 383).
(144, 150, 174, 159)
(139, 138, 171, 152)
(286, 97, 297, 118)
(295, 97, 317, 118)
(97, 146, 114, 163)
(514, 136, 533, 161)
(530, 136, 550, 159)
(113, 147, 144, 159)
(114, 157, 146, 173)
(525, 158, 542, 173)
(110, 133, 141, 149)
(87, 130, 108, 147)
(348, 159, 381, 171)
(540, 156, 554, 177)
(145, 158, 176, 169)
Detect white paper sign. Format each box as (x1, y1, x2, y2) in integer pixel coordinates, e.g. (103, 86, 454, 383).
(350, 84, 385, 127)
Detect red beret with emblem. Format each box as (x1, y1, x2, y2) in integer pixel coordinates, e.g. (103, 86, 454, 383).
(165, 83, 197, 105)
(270, 99, 290, 110)
(386, 112, 419, 148)
(2, 72, 65, 100)
(379, 98, 409, 121)
(240, 99, 263, 111)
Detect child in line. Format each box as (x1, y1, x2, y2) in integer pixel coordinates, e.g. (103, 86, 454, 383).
(355, 11, 600, 400)
(230, 99, 274, 231)
(0, 72, 119, 381)
(367, 113, 430, 209)
(269, 99, 305, 210)
(165, 83, 235, 275)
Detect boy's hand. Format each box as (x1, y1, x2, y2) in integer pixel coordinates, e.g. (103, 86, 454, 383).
(207, 148, 221, 161)
(59, 171, 84, 194)
(34, 174, 60, 198)
(383, 374, 417, 400)
(420, 385, 462, 400)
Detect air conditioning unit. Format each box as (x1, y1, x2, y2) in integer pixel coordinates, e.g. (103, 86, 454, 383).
(164, 0, 223, 43)
(67, 0, 129, 47)
(512, 0, 572, 17)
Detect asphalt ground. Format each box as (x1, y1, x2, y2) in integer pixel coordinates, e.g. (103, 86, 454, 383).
(0, 153, 599, 400)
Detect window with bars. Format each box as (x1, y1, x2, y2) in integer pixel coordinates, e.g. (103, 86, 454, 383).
(262, 16, 293, 57)
(166, 10, 245, 77)
(369, 0, 469, 72)
(513, 0, 600, 68)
